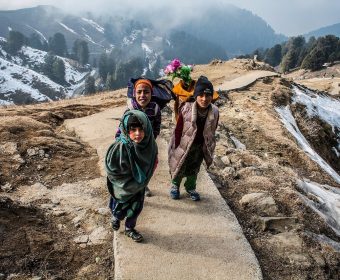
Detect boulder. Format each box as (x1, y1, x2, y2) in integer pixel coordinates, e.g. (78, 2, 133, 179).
(221, 155, 231, 166)
(256, 216, 298, 232)
(221, 166, 236, 180)
(239, 192, 278, 216)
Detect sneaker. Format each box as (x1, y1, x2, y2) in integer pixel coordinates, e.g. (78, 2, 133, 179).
(125, 228, 143, 242)
(186, 190, 200, 201)
(111, 218, 120, 231)
(145, 186, 152, 197)
(170, 185, 180, 199)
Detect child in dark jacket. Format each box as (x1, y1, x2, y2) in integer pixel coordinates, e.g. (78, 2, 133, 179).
(106, 110, 158, 242)
(168, 76, 219, 201)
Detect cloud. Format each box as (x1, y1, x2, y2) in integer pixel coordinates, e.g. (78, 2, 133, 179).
(0, 0, 340, 36)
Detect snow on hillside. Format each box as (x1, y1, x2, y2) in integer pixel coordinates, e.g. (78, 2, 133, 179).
(297, 179, 340, 236)
(59, 22, 78, 35)
(81, 18, 105, 33)
(26, 24, 48, 42)
(123, 30, 141, 46)
(0, 57, 63, 103)
(21, 47, 89, 88)
(0, 37, 91, 105)
(275, 86, 340, 184)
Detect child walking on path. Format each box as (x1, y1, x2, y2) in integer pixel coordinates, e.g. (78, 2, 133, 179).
(115, 79, 161, 197)
(106, 110, 158, 242)
(168, 76, 219, 201)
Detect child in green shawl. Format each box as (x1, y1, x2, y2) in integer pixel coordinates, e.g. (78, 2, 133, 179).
(105, 110, 158, 242)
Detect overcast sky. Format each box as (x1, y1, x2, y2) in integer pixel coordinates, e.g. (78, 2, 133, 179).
(0, 0, 340, 36)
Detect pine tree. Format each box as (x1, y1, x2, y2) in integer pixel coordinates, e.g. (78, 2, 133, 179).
(98, 53, 108, 81)
(85, 76, 96, 94)
(72, 39, 89, 65)
(49, 33, 67, 57)
(7, 31, 26, 54)
(264, 44, 282, 66)
(28, 33, 46, 51)
(43, 52, 56, 78)
(52, 58, 66, 84)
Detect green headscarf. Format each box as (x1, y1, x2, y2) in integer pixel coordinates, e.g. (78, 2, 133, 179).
(105, 110, 158, 202)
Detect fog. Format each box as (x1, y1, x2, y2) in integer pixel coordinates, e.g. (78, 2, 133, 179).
(1, 0, 340, 36)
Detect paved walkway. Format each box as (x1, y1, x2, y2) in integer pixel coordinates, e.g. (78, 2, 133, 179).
(65, 107, 262, 280)
(219, 70, 279, 91)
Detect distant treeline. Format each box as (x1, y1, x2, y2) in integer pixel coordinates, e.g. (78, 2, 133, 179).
(239, 35, 340, 72)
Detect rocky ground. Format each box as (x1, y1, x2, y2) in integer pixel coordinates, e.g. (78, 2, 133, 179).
(1, 59, 340, 279)
(0, 91, 126, 279)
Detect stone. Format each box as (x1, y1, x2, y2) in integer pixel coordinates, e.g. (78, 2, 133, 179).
(213, 156, 225, 169)
(38, 149, 45, 157)
(256, 216, 298, 232)
(97, 208, 109, 215)
(40, 204, 54, 210)
(57, 224, 66, 230)
(221, 166, 236, 180)
(288, 253, 311, 267)
(268, 232, 303, 252)
(52, 210, 66, 217)
(12, 154, 25, 164)
(37, 164, 44, 171)
(0, 183, 13, 192)
(51, 198, 60, 205)
(27, 148, 38, 157)
(239, 192, 278, 216)
(30, 276, 42, 280)
(74, 235, 89, 244)
(88, 227, 110, 245)
(0, 142, 18, 155)
(221, 156, 231, 166)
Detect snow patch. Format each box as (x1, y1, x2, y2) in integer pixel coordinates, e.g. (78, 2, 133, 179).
(0, 57, 60, 102)
(230, 135, 246, 150)
(59, 22, 78, 35)
(142, 43, 152, 54)
(296, 179, 340, 236)
(26, 25, 48, 42)
(276, 105, 340, 184)
(292, 86, 340, 133)
(81, 18, 104, 33)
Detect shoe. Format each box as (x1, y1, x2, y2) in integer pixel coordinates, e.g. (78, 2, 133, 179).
(125, 228, 143, 242)
(111, 218, 120, 231)
(145, 186, 152, 197)
(170, 185, 180, 199)
(187, 190, 200, 201)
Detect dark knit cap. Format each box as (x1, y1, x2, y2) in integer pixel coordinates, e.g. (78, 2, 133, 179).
(193, 76, 214, 99)
(127, 115, 143, 130)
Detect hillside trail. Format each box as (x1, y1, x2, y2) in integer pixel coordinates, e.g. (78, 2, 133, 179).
(65, 107, 262, 280)
(63, 71, 285, 279)
(218, 70, 279, 91)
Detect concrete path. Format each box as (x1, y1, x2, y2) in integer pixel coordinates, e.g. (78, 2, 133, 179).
(65, 107, 262, 280)
(331, 79, 340, 95)
(219, 70, 279, 91)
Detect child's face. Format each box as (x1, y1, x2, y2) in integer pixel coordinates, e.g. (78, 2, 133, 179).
(129, 126, 145, 143)
(135, 84, 152, 109)
(196, 93, 213, 109)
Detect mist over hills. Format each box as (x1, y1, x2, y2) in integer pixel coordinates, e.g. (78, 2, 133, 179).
(0, 4, 286, 58)
(305, 22, 340, 39)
